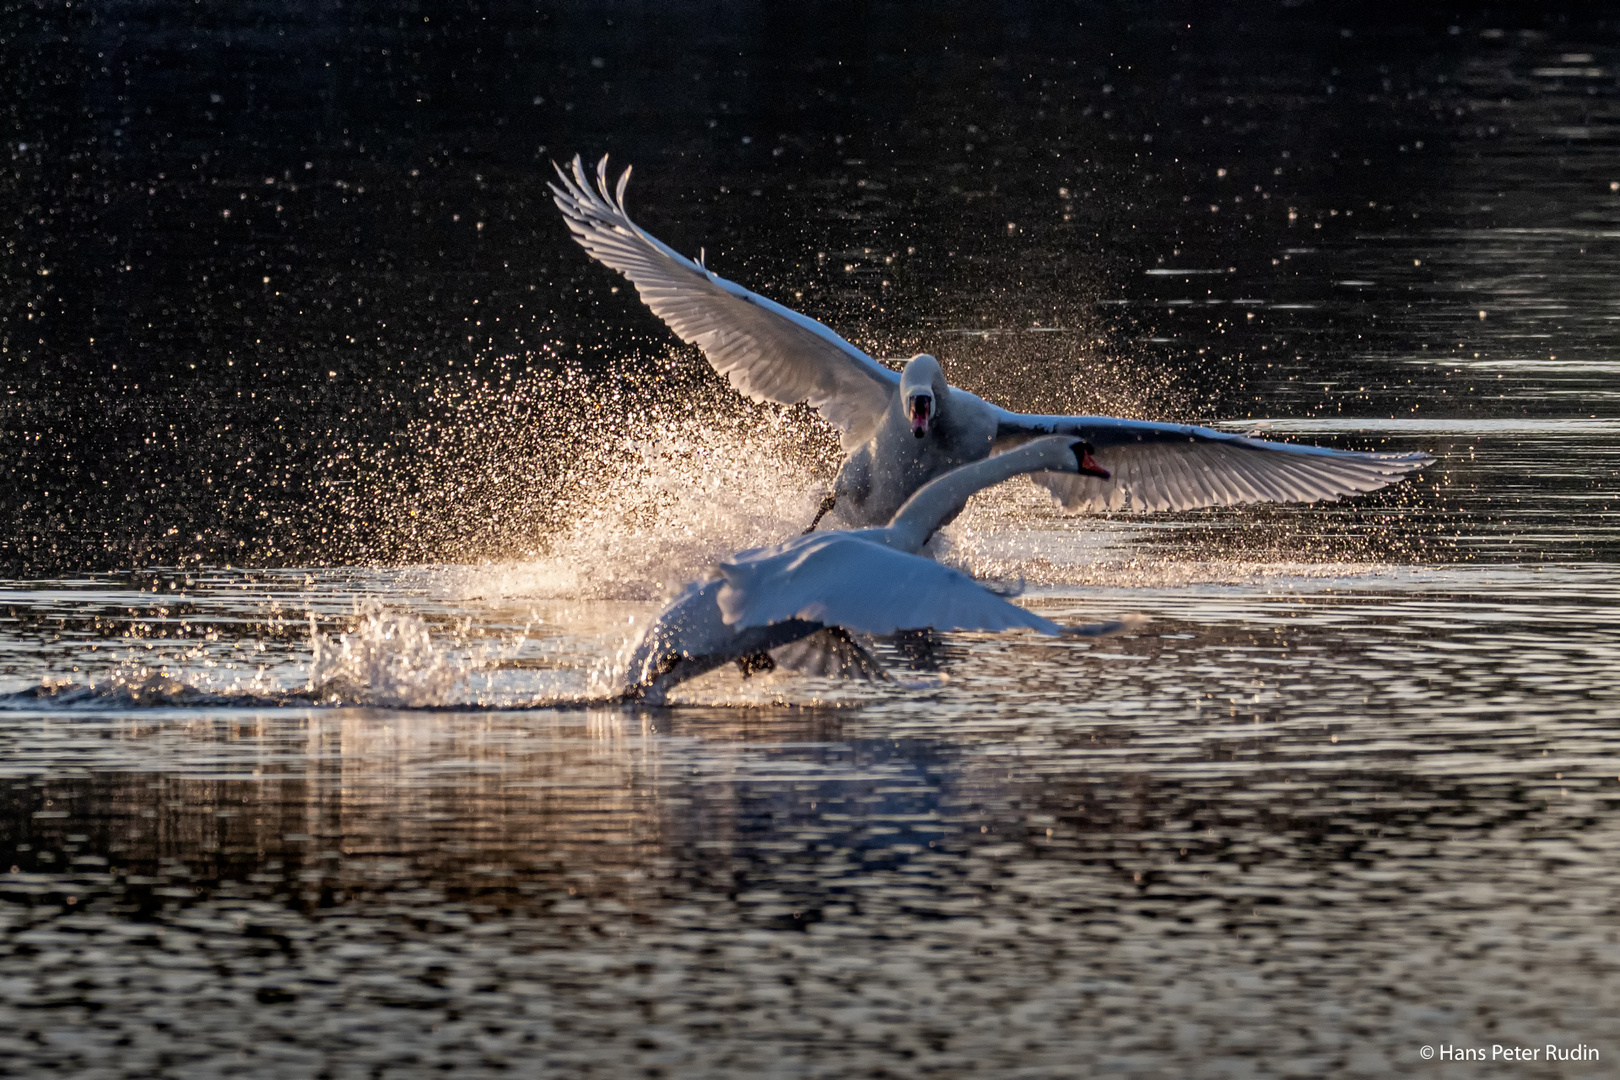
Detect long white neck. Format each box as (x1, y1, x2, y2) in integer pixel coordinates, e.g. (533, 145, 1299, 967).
(882, 436, 1080, 552)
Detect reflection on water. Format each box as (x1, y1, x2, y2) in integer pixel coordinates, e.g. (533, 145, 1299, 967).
(4, 4, 1620, 1076)
(2, 563, 1618, 1074)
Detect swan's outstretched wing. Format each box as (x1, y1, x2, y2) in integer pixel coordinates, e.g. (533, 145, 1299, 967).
(550, 155, 900, 447)
(716, 533, 1067, 636)
(992, 410, 1433, 512)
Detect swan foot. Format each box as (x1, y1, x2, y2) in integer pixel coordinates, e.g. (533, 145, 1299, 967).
(620, 681, 666, 706)
(803, 493, 838, 534)
(621, 652, 685, 705)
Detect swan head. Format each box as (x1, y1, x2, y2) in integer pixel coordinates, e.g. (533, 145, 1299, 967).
(899, 354, 947, 438)
(1070, 438, 1112, 480)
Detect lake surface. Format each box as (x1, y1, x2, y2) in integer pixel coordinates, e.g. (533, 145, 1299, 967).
(3, 4, 1619, 1076)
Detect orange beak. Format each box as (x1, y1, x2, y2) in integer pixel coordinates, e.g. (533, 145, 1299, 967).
(1079, 449, 1110, 480)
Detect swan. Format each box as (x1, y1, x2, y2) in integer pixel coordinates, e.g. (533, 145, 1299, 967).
(551, 155, 1435, 528)
(622, 436, 1133, 704)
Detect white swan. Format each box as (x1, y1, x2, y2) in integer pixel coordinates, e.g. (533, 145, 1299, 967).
(622, 436, 1133, 704)
(551, 155, 1435, 528)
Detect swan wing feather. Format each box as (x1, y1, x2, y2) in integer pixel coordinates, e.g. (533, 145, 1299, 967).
(770, 627, 889, 680)
(993, 410, 1433, 512)
(716, 534, 1066, 636)
(551, 155, 899, 447)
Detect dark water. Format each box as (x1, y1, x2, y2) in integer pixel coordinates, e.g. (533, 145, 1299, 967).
(3, 4, 1620, 1076)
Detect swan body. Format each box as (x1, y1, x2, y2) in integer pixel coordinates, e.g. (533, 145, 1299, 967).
(552, 156, 1434, 527)
(830, 355, 1001, 528)
(622, 436, 1129, 703)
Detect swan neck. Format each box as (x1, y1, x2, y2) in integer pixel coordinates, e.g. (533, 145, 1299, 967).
(885, 439, 1074, 551)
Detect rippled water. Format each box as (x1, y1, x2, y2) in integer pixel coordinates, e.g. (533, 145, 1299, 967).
(4, 6, 1620, 1077)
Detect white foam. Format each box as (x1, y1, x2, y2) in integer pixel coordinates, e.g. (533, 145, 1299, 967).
(307, 606, 469, 707)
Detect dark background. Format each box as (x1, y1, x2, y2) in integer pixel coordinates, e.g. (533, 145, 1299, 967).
(3, 1, 1616, 573)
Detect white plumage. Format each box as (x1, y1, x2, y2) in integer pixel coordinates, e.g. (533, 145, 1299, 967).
(621, 437, 1130, 704)
(1001, 408, 1431, 513)
(715, 533, 1064, 637)
(552, 155, 1434, 527)
(550, 156, 899, 448)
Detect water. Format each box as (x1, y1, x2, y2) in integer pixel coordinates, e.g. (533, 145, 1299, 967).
(3, 5, 1620, 1076)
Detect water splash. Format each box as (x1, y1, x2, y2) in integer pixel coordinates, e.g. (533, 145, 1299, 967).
(1, 674, 296, 711)
(306, 607, 472, 707)
(352, 353, 836, 599)
(336, 346, 1434, 601)
(461, 424, 827, 601)
(350, 354, 824, 553)
(0, 601, 609, 711)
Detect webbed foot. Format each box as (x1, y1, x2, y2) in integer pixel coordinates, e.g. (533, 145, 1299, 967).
(803, 493, 838, 534)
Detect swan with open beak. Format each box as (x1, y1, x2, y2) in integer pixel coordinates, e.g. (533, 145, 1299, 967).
(551, 155, 1433, 530)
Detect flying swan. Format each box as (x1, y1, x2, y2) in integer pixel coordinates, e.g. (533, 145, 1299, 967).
(622, 436, 1134, 704)
(552, 155, 1435, 529)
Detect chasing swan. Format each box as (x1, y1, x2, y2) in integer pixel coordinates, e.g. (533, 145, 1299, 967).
(622, 436, 1132, 704)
